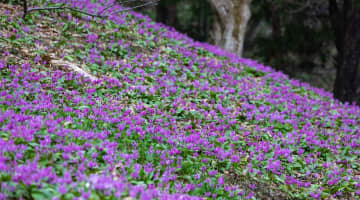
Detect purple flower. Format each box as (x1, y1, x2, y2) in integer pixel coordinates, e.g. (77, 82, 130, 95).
(59, 184, 67, 194)
(131, 164, 142, 179)
(34, 55, 41, 63)
(218, 176, 225, 185)
(86, 33, 99, 43)
(209, 170, 217, 176)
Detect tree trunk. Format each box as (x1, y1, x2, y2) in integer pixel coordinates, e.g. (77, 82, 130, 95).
(208, 0, 252, 57)
(330, 0, 360, 103)
(156, 0, 178, 27)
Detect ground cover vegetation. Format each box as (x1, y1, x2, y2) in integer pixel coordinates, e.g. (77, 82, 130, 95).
(0, 0, 360, 199)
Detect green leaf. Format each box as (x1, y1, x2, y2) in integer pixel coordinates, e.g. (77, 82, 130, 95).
(9, 34, 17, 41)
(64, 55, 74, 61)
(31, 189, 51, 200)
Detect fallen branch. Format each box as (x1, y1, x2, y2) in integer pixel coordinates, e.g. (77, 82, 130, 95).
(108, 0, 159, 16)
(20, 0, 160, 19)
(97, 3, 117, 16)
(50, 59, 98, 81)
(26, 6, 106, 18)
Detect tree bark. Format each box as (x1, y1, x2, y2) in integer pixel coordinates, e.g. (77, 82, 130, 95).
(330, 0, 360, 103)
(156, 0, 178, 27)
(208, 0, 252, 57)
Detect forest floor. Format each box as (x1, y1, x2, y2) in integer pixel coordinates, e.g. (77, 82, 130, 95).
(0, 1, 360, 200)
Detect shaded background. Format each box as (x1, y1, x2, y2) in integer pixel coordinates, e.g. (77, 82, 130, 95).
(139, 0, 360, 104)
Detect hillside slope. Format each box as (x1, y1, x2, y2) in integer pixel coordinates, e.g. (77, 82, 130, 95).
(0, 1, 360, 199)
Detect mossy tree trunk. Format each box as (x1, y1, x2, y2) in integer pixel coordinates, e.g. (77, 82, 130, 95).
(208, 0, 252, 57)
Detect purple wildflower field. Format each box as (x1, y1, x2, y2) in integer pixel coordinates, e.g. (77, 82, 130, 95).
(0, 0, 360, 199)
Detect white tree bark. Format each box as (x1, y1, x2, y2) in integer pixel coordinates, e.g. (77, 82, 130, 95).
(208, 0, 252, 57)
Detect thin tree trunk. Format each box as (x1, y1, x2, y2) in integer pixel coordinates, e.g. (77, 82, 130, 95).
(208, 0, 252, 57)
(156, 0, 178, 27)
(166, 3, 178, 27)
(156, 1, 167, 23)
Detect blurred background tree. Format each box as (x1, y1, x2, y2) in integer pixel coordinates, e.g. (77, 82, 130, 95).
(328, 0, 360, 103)
(244, 0, 336, 90)
(207, 0, 252, 57)
(156, 0, 179, 28)
(142, 0, 213, 42)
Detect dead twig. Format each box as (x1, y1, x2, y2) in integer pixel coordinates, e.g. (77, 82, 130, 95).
(20, 0, 160, 19)
(97, 3, 117, 16)
(26, 6, 106, 18)
(107, 0, 160, 16)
